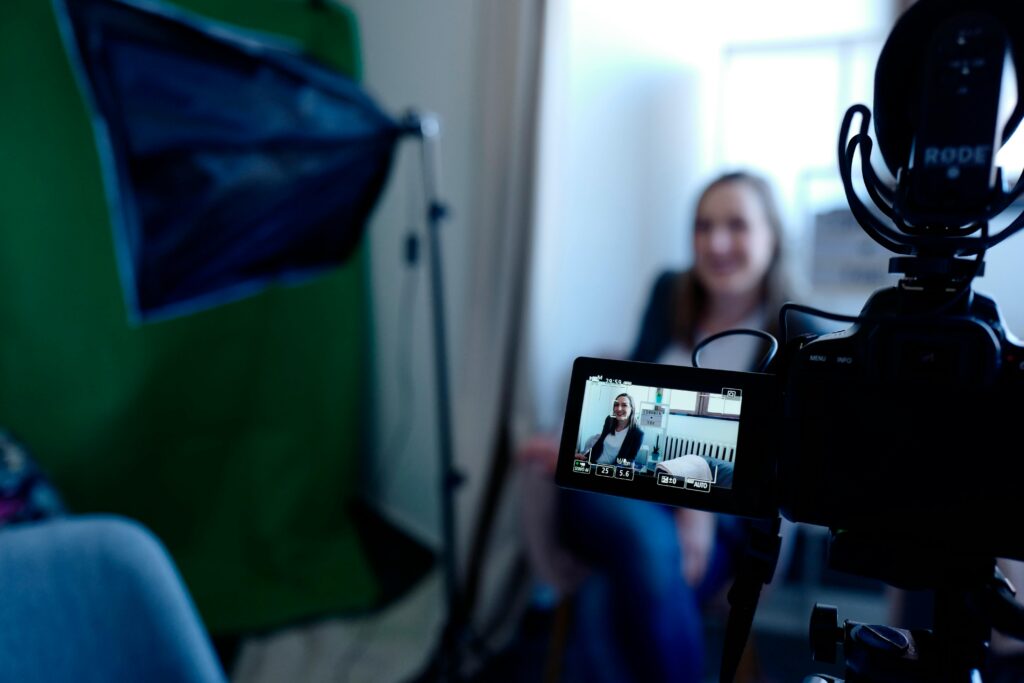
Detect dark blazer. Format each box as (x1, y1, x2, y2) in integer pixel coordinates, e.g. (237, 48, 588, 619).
(589, 418, 645, 465)
(629, 271, 678, 363)
(628, 270, 831, 365)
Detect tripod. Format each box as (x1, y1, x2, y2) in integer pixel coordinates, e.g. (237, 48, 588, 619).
(801, 532, 1024, 683)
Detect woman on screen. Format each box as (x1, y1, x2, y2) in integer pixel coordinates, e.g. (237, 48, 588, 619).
(579, 393, 645, 465)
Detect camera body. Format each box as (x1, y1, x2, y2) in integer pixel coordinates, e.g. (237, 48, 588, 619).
(780, 284, 1024, 561)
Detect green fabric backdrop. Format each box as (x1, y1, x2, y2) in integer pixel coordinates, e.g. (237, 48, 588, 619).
(0, 0, 379, 633)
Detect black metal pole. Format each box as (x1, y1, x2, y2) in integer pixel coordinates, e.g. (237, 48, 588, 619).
(410, 112, 463, 682)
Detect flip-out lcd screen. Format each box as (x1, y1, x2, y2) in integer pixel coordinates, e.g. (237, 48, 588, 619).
(556, 357, 778, 518)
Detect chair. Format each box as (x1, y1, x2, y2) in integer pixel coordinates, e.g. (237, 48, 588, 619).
(0, 515, 226, 683)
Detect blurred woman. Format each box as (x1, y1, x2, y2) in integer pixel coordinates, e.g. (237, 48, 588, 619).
(560, 171, 791, 683)
(632, 170, 789, 367)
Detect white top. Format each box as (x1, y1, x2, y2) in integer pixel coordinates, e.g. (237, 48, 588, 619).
(593, 426, 628, 465)
(657, 308, 767, 370)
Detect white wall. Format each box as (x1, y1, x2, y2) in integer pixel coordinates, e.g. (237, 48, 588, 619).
(976, 233, 1024, 340)
(345, 0, 483, 545)
(528, 1, 715, 432)
(665, 414, 738, 445)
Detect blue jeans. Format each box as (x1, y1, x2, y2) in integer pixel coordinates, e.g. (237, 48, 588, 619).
(0, 515, 226, 683)
(560, 490, 740, 683)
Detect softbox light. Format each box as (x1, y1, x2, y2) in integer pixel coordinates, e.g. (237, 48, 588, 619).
(54, 1, 469, 668)
(55, 0, 401, 321)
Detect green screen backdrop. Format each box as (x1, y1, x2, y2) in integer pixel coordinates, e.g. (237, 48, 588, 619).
(0, 0, 379, 633)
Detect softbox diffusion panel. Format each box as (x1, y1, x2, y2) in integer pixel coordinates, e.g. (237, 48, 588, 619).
(55, 0, 400, 321)
(20, 0, 411, 634)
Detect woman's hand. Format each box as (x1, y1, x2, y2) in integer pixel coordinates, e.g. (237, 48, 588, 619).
(674, 508, 716, 587)
(515, 435, 561, 474)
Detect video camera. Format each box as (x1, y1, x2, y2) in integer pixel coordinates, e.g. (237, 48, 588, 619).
(556, 1, 1024, 681)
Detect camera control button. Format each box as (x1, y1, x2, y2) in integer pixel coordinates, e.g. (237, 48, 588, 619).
(595, 465, 615, 478)
(572, 460, 591, 475)
(657, 473, 685, 488)
(614, 467, 634, 481)
(684, 479, 712, 493)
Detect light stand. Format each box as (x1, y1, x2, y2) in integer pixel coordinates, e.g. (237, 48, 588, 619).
(400, 112, 466, 683)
